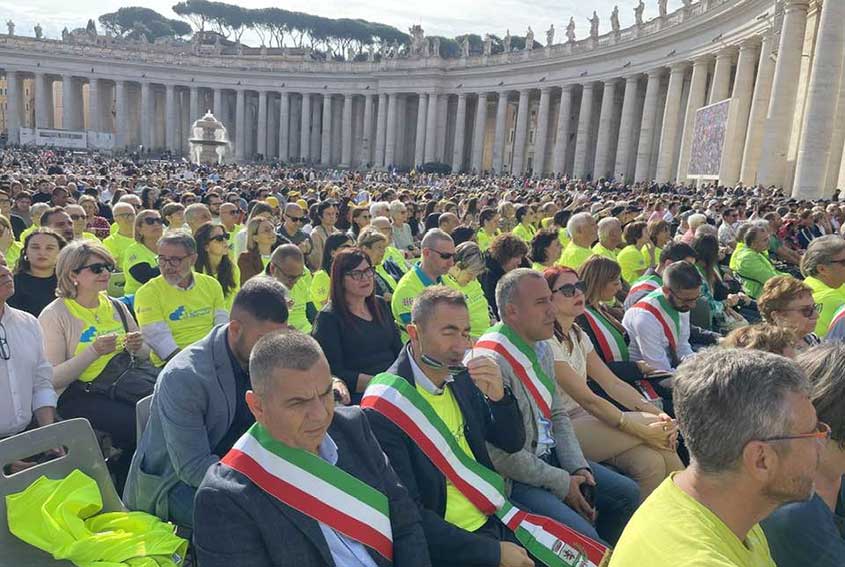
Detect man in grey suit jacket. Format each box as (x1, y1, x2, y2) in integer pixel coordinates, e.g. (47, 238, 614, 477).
(194, 331, 431, 567)
(123, 277, 290, 527)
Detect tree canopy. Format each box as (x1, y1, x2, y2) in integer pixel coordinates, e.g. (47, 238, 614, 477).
(98, 7, 191, 42)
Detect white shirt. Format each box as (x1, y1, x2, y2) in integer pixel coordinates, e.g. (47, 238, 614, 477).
(0, 305, 57, 438)
(622, 301, 693, 372)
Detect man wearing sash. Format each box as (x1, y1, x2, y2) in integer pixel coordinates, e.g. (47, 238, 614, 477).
(194, 331, 430, 567)
(364, 286, 536, 567)
(623, 242, 696, 310)
(476, 269, 639, 546)
(622, 261, 700, 373)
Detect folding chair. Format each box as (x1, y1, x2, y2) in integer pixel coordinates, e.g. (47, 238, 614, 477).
(0, 418, 124, 566)
(135, 394, 153, 445)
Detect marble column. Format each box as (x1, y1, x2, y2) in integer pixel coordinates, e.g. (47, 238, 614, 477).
(384, 93, 399, 167)
(140, 82, 153, 149)
(5, 71, 20, 143)
(424, 93, 439, 163)
(189, 86, 199, 125)
(721, 40, 760, 186)
(824, 80, 845, 191)
(573, 83, 596, 179)
(757, 0, 811, 188)
(62, 74, 79, 131)
(741, 33, 776, 185)
(635, 69, 664, 182)
(792, 0, 845, 198)
(115, 80, 127, 148)
(414, 93, 428, 167)
(341, 93, 354, 167)
(256, 90, 268, 159)
(360, 94, 373, 166)
(492, 91, 509, 173)
(374, 93, 387, 167)
(87, 78, 100, 132)
(235, 89, 246, 160)
(709, 48, 736, 104)
(656, 63, 688, 183)
(278, 93, 290, 161)
(677, 57, 712, 181)
(165, 84, 178, 152)
(452, 93, 468, 173)
(533, 87, 552, 177)
(594, 80, 619, 179)
(213, 89, 223, 118)
(471, 93, 488, 172)
(615, 76, 641, 182)
(511, 89, 531, 175)
(34, 73, 50, 128)
(300, 93, 312, 162)
(321, 94, 333, 166)
(552, 86, 574, 174)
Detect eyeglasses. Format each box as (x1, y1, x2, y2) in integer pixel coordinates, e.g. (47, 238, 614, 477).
(143, 217, 163, 226)
(552, 281, 587, 298)
(761, 421, 831, 445)
(74, 262, 115, 275)
(286, 215, 306, 223)
(426, 248, 455, 260)
(780, 303, 822, 318)
(345, 267, 375, 281)
(116, 213, 135, 219)
(669, 289, 701, 305)
(827, 259, 845, 265)
(274, 266, 304, 286)
(0, 322, 9, 360)
(210, 234, 228, 243)
(158, 255, 191, 267)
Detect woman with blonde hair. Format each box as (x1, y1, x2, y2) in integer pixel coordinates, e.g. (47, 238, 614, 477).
(39, 240, 151, 486)
(238, 216, 277, 284)
(721, 323, 797, 358)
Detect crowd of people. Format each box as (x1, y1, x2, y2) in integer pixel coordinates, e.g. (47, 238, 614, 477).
(1, 145, 843, 567)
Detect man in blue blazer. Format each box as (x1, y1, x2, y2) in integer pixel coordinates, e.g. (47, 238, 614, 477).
(194, 331, 431, 567)
(123, 277, 290, 527)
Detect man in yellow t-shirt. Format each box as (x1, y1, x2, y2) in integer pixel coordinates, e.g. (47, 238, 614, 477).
(103, 203, 136, 268)
(609, 348, 821, 567)
(559, 212, 598, 270)
(268, 244, 314, 333)
(800, 236, 845, 337)
(135, 232, 228, 366)
(592, 217, 622, 261)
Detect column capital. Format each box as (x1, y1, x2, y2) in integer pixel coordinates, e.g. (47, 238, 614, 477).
(669, 61, 689, 73)
(476, 91, 489, 99)
(646, 68, 665, 80)
(456, 92, 468, 99)
(692, 54, 714, 67)
(603, 78, 621, 87)
(715, 46, 738, 60)
(538, 86, 552, 95)
(623, 74, 641, 84)
(737, 36, 761, 51)
(581, 81, 596, 92)
(783, 0, 810, 12)
(560, 84, 576, 93)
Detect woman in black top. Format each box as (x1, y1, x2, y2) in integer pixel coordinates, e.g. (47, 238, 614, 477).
(9, 228, 67, 316)
(312, 248, 402, 404)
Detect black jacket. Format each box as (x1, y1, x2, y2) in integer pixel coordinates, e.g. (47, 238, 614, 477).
(364, 345, 525, 567)
(194, 406, 430, 567)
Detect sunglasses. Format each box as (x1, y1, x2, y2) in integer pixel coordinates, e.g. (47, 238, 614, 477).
(143, 217, 163, 225)
(210, 234, 228, 243)
(552, 281, 587, 297)
(286, 215, 306, 223)
(426, 248, 455, 260)
(69, 214, 86, 221)
(74, 262, 115, 275)
(781, 303, 822, 318)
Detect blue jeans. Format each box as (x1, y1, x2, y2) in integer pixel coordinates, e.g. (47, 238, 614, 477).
(510, 461, 639, 546)
(167, 481, 197, 528)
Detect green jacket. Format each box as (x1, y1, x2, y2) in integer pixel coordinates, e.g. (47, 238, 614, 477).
(734, 246, 784, 299)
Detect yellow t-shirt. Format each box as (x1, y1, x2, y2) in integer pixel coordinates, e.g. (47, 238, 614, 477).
(559, 242, 594, 270)
(476, 228, 500, 252)
(135, 273, 225, 365)
(289, 268, 313, 333)
(122, 242, 159, 295)
(103, 233, 136, 270)
(4, 240, 22, 271)
(443, 274, 490, 341)
(512, 223, 537, 243)
(310, 269, 331, 311)
(64, 293, 126, 382)
(608, 475, 776, 567)
(416, 383, 488, 533)
(592, 242, 619, 261)
(617, 244, 647, 284)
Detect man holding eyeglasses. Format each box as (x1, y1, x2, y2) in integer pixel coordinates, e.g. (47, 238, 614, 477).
(134, 232, 228, 366)
(392, 229, 455, 341)
(609, 348, 821, 567)
(622, 261, 701, 373)
(268, 244, 314, 333)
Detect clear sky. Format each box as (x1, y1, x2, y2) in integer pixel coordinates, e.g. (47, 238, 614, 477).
(0, 0, 686, 44)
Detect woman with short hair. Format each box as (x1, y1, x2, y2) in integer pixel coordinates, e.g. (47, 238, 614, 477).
(757, 275, 821, 352)
(529, 228, 562, 271)
(357, 228, 397, 301)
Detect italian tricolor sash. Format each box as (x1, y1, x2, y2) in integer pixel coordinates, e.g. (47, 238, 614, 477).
(581, 307, 629, 362)
(628, 274, 662, 298)
(221, 424, 393, 561)
(829, 304, 845, 335)
(474, 323, 556, 419)
(631, 290, 680, 351)
(361, 374, 609, 567)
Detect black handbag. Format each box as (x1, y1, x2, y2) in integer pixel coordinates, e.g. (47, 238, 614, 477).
(79, 299, 159, 405)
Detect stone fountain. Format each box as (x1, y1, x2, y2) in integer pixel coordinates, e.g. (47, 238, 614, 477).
(188, 111, 230, 164)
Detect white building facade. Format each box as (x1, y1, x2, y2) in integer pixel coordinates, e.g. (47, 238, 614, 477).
(0, 0, 843, 200)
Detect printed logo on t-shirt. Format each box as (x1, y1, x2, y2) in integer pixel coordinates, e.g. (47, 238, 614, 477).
(80, 326, 97, 342)
(168, 305, 212, 321)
